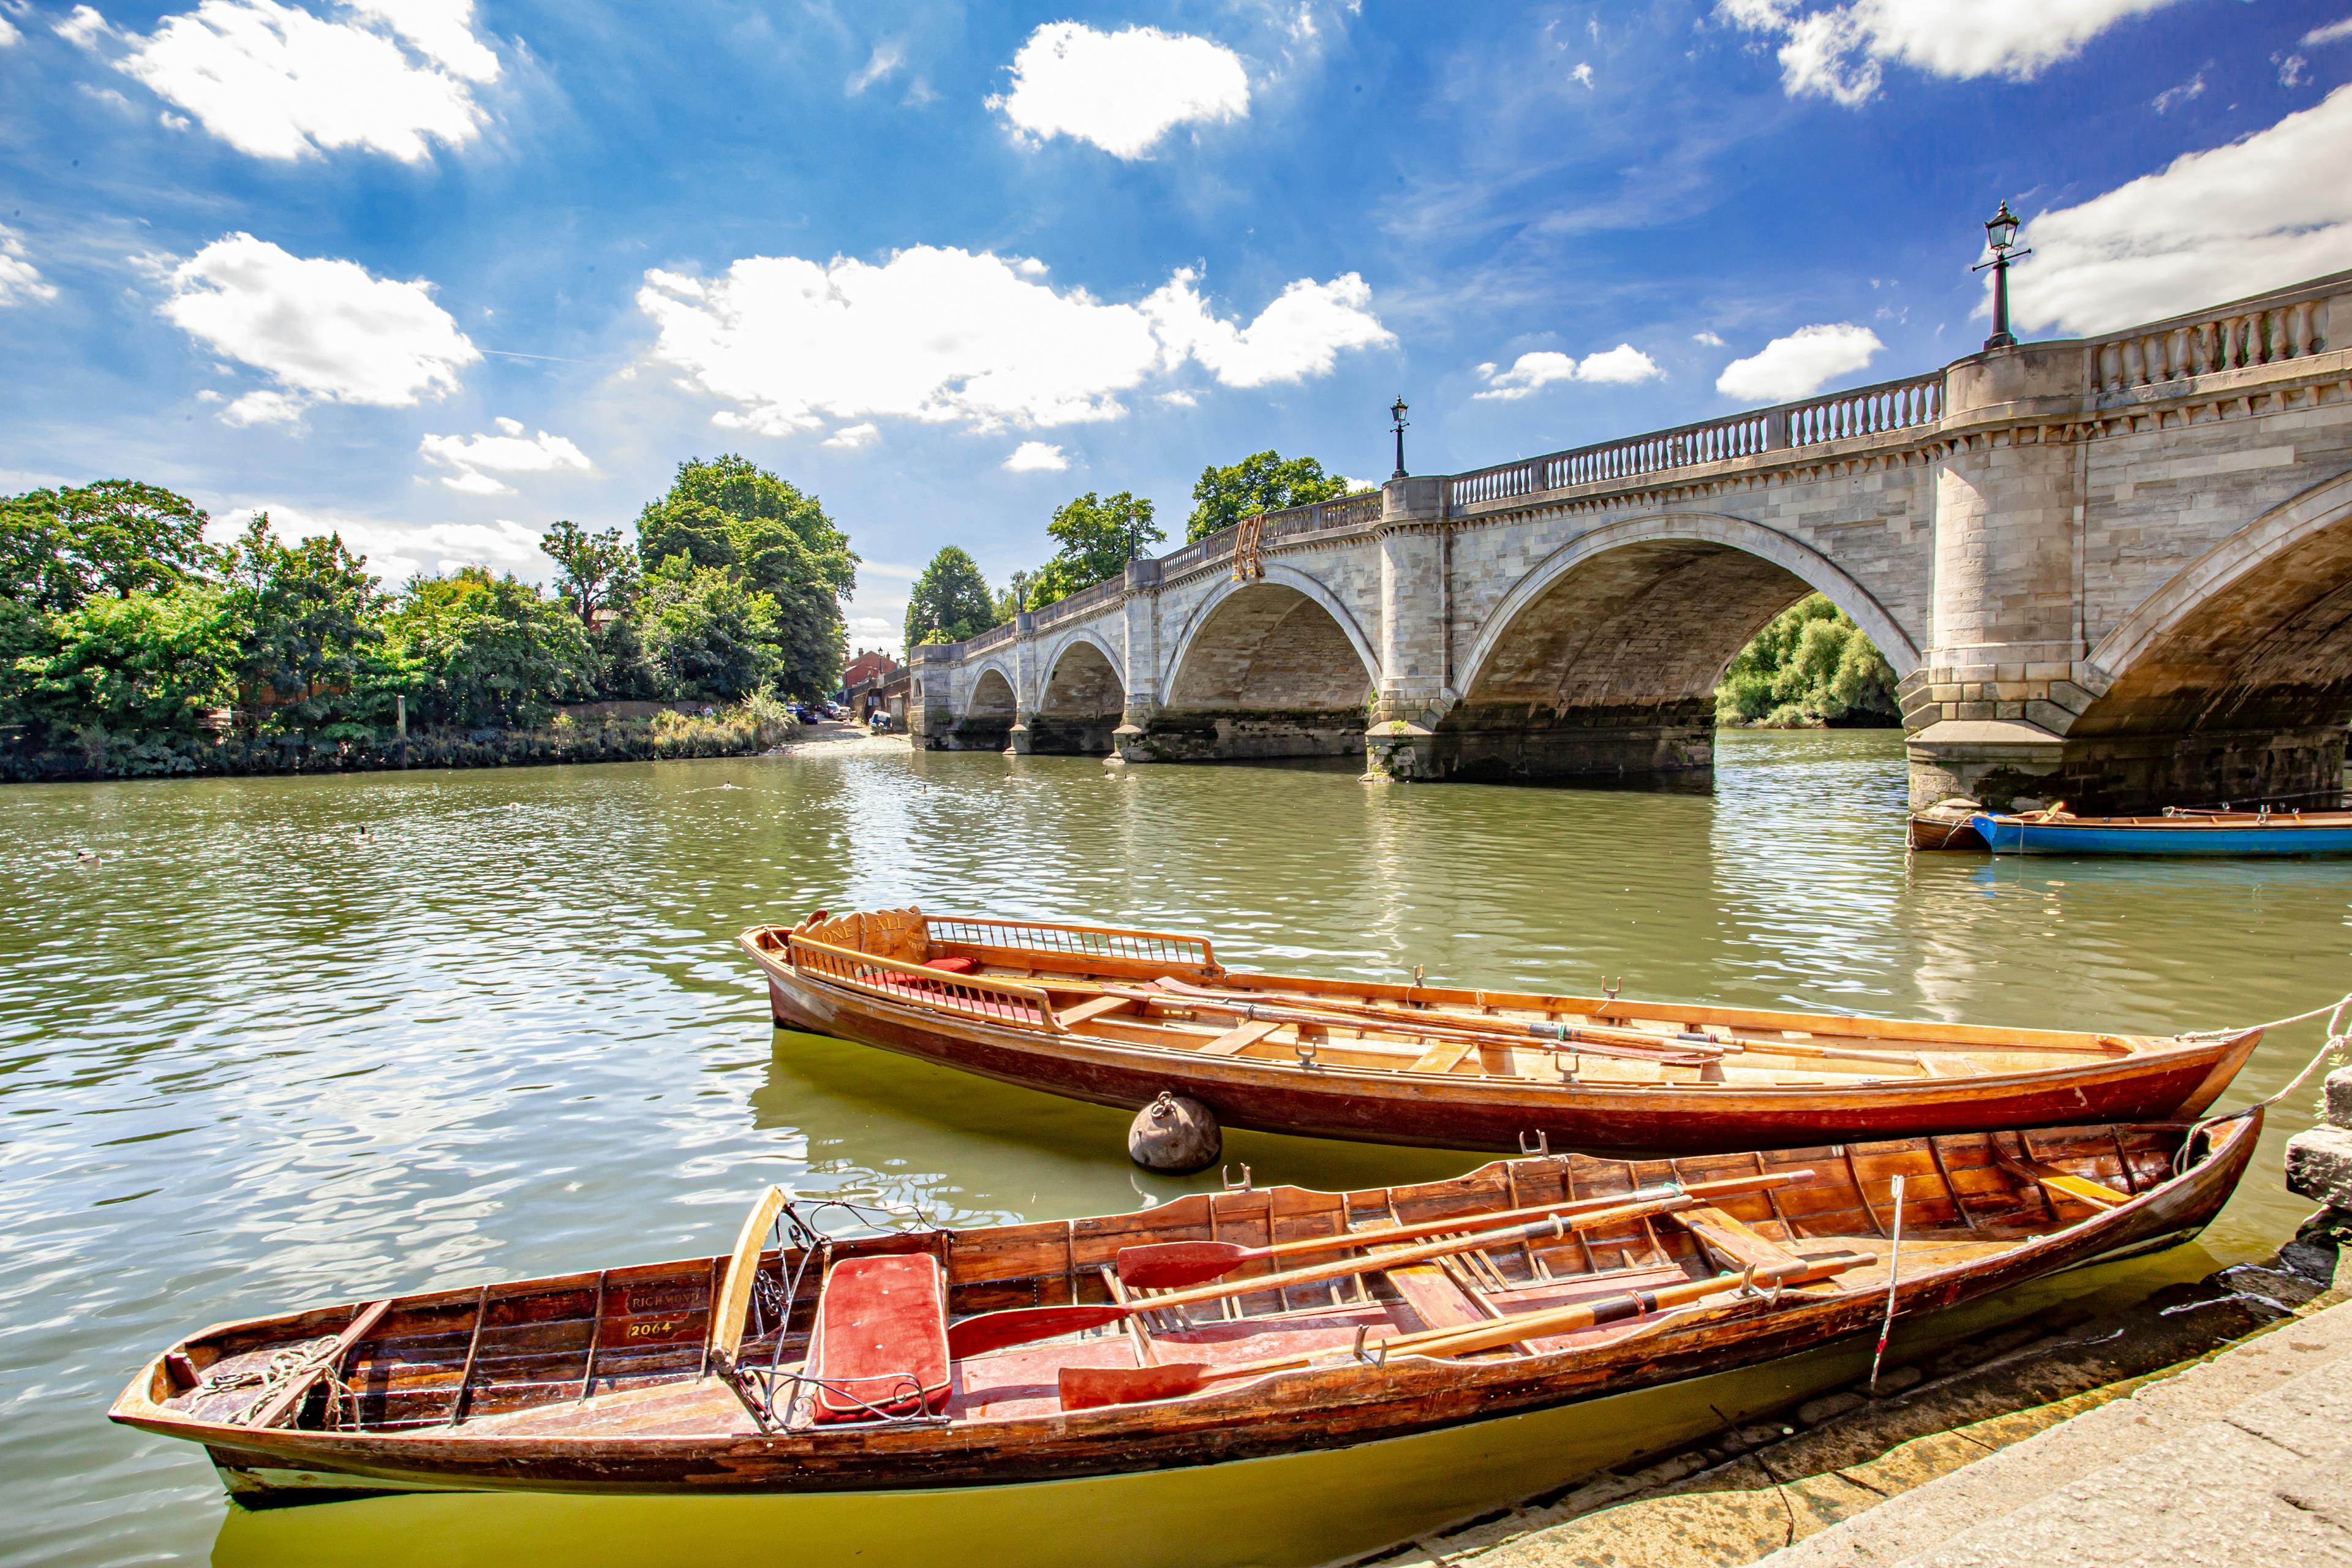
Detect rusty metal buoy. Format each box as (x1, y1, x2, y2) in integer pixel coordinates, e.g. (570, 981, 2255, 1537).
(1127, 1091, 1221, 1173)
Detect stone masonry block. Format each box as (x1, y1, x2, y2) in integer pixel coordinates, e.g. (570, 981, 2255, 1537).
(2328, 1066, 2352, 1131)
(2022, 700, 2077, 734)
(1956, 701, 1996, 722)
(1996, 702, 2025, 720)
(2045, 681, 2096, 715)
(1930, 684, 1961, 704)
(2285, 1123, 2352, 1208)
(2025, 662, 2072, 681)
(1991, 681, 2043, 701)
(1995, 663, 2026, 682)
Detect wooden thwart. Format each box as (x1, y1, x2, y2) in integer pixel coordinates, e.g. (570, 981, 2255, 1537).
(1997, 1156, 2128, 1211)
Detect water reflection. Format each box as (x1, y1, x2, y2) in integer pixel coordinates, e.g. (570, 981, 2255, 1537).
(0, 733, 2340, 1567)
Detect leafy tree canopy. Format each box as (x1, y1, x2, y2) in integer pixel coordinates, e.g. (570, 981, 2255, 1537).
(905, 546, 999, 648)
(387, 567, 597, 731)
(1028, 491, 1162, 608)
(13, 586, 238, 736)
(222, 513, 392, 733)
(637, 555, 781, 701)
(1716, 594, 1899, 728)
(540, 519, 639, 625)
(1185, 451, 1352, 543)
(2, 480, 216, 612)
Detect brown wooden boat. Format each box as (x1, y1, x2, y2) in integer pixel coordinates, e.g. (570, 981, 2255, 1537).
(734, 909, 2260, 1154)
(110, 1112, 2260, 1506)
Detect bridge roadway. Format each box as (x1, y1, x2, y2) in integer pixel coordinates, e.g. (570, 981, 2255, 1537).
(910, 269, 2352, 813)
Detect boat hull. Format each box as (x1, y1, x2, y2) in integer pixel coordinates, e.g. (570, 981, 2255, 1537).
(116, 1115, 2261, 1509)
(1970, 814, 2352, 856)
(760, 972, 2257, 1155)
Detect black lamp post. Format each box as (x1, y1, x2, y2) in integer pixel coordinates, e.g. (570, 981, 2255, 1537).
(1389, 394, 1410, 479)
(1973, 199, 2031, 352)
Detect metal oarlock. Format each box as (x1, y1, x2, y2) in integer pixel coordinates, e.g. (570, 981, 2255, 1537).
(1223, 1164, 1253, 1193)
(1519, 1130, 1551, 1157)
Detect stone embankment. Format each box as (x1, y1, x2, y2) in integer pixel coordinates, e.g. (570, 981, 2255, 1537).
(1349, 1072, 2352, 1568)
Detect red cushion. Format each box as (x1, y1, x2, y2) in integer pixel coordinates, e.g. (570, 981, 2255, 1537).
(922, 956, 979, 974)
(807, 1254, 949, 1422)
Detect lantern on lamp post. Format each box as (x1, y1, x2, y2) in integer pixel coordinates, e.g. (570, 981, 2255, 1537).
(1974, 199, 2031, 352)
(1389, 395, 1410, 480)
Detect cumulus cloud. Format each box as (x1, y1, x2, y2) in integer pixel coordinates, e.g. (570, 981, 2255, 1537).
(418, 418, 591, 494)
(990, 22, 1248, 158)
(94, 0, 499, 162)
(2307, 17, 2352, 47)
(1692, 330, 1727, 346)
(222, 388, 305, 426)
(0, 15, 19, 47)
(1474, 344, 1662, 400)
(1715, 323, 1882, 402)
(54, 5, 114, 47)
(2011, 83, 2352, 336)
(0, 227, 59, 306)
(822, 421, 880, 448)
(638, 245, 1390, 436)
(243, 505, 550, 584)
(1570, 61, 1594, 88)
(162, 233, 479, 422)
(1003, 441, 1069, 472)
(1717, 0, 2179, 105)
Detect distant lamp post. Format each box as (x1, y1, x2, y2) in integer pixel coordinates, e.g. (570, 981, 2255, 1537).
(1973, 199, 2032, 351)
(1390, 395, 1411, 479)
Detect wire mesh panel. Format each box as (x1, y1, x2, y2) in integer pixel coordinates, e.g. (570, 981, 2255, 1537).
(786, 935, 1060, 1030)
(924, 916, 1215, 971)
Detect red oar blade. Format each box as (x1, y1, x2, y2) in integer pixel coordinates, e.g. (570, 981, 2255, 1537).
(1113, 1240, 1254, 1290)
(946, 1304, 1128, 1359)
(1058, 1362, 1216, 1411)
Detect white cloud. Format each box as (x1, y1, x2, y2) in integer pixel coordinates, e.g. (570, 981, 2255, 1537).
(990, 22, 1248, 159)
(0, 15, 19, 47)
(2013, 83, 2352, 336)
(222, 388, 305, 425)
(638, 245, 1389, 435)
(1692, 330, 1727, 346)
(162, 233, 479, 421)
(1003, 441, 1069, 472)
(53, 5, 114, 48)
(2307, 17, 2352, 47)
(241, 505, 550, 584)
(1570, 61, 1594, 88)
(2278, 53, 2308, 89)
(859, 559, 919, 580)
(1718, 0, 2180, 106)
(1474, 344, 1662, 400)
(2152, 72, 2203, 113)
(821, 421, 880, 448)
(1158, 390, 1199, 407)
(0, 226, 59, 306)
(418, 423, 590, 494)
(848, 42, 900, 94)
(105, 0, 499, 163)
(1715, 323, 1882, 401)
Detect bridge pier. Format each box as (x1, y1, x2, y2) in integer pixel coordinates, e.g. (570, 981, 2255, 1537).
(1368, 701, 1717, 784)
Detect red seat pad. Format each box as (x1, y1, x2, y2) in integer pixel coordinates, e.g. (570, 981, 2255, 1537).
(922, 956, 979, 974)
(807, 1254, 950, 1422)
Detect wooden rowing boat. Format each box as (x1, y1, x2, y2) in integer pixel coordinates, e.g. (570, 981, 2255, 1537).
(1908, 798, 1988, 851)
(733, 909, 2261, 1154)
(1969, 806, 2352, 856)
(109, 1112, 2260, 1505)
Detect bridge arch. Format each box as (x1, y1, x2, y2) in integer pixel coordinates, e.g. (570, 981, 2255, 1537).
(1434, 514, 1918, 783)
(1031, 628, 1127, 754)
(2067, 470, 2352, 760)
(1146, 565, 1378, 761)
(949, 660, 1018, 750)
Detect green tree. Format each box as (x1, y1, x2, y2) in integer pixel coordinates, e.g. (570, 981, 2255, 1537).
(1185, 451, 1352, 543)
(540, 519, 639, 625)
(222, 513, 390, 736)
(1028, 491, 1162, 608)
(636, 556, 781, 701)
(904, 547, 999, 647)
(635, 455, 856, 696)
(1716, 594, 1899, 728)
(2, 480, 216, 611)
(995, 568, 1037, 624)
(386, 568, 597, 730)
(13, 586, 238, 736)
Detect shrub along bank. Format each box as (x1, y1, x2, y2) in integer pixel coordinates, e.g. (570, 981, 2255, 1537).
(1714, 594, 1901, 728)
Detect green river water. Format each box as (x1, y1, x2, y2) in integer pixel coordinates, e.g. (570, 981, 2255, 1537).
(1, 729, 2342, 1567)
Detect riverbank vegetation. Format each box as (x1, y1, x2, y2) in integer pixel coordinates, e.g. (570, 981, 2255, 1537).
(1, 457, 849, 780)
(1714, 595, 1900, 728)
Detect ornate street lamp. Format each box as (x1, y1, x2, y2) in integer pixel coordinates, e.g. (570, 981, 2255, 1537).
(1974, 199, 2032, 352)
(1390, 394, 1410, 480)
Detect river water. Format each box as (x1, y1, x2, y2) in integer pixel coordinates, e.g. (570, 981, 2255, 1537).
(2, 730, 2343, 1567)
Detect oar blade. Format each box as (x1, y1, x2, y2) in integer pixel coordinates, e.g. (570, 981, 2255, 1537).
(1113, 1241, 1252, 1290)
(947, 1304, 1127, 1359)
(1057, 1362, 1216, 1412)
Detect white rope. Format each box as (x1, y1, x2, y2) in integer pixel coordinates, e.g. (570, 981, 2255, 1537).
(2181, 991, 2352, 1040)
(2175, 992, 2352, 1172)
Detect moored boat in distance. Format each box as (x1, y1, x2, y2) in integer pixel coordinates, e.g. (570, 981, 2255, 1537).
(1969, 804, 2352, 856)
(110, 1113, 2261, 1509)
(734, 909, 2260, 1154)
(1908, 797, 1988, 851)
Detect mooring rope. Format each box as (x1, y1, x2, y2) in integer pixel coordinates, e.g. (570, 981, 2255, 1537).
(2175, 991, 2352, 1173)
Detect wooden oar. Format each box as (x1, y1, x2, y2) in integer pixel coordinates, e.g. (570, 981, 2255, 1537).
(1110, 983, 1721, 1068)
(949, 1189, 1746, 1358)
(1057, 1249, 1877, 1410)
(1115, 1169, 1807, 1289)
(1147, 978, 1935, 1070)
(239, 1299, 393, 1430)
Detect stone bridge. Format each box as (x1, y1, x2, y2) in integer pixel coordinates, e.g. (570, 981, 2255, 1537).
(910, 269, 2352, 813)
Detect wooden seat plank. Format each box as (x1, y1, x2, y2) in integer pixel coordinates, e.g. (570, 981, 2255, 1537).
(1198, 1019, 1283, 1058)
(1058, 995, 1138, 1030)
(1408, 1040, 1476, 1075)
(1667, 1205, 1802, 1275)
(1997, 1158, 2128, 1211)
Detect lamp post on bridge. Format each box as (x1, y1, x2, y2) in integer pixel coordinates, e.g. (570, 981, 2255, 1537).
(1975, 199, 2031, 352)
(1390, 394, 1410, 479)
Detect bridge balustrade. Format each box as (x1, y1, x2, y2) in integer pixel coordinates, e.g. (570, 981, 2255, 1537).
(2088, 282, 2335, 396)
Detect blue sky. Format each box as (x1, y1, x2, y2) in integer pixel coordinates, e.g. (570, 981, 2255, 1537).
(4, 1, 2350, 655)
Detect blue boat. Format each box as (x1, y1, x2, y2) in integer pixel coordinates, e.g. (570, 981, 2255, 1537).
(1968, 808, 2352, 856)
